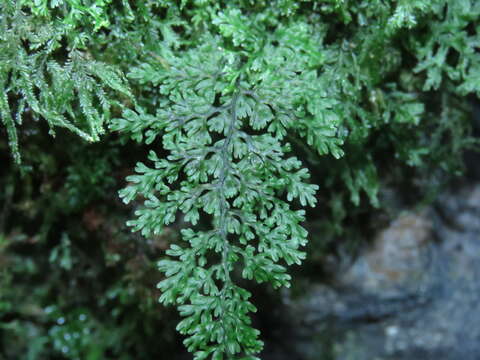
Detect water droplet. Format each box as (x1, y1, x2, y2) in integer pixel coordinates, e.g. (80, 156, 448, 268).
(57, 317, 65, 325)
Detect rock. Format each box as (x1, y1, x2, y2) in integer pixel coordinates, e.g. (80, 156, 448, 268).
(339, 211, 433, 298)
(264, 182, 480, 360)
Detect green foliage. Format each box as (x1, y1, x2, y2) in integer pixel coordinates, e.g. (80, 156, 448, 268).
(117, 40, 319, 357)
(412, 0, 480, 94)
(1, 0, 479, 359)
(0, 136, 179, 359)
(0, 0, 132, 163)
(113, 1, 479, 358)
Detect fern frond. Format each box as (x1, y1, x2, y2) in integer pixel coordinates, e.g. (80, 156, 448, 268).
(0, 0, 132, 163)
(118, 41, 318, 358)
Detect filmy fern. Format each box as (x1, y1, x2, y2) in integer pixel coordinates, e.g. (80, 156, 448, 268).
(118, 41, 318, 358)
(0, 0, 132, 163)
(113, 1, 479, 358)
(2, 0, 480, 359)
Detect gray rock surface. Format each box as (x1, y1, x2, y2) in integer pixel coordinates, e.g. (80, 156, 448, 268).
(265, 181, 480, 360)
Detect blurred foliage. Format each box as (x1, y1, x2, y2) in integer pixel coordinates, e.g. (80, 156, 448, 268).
(0, 132, 181, 359)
